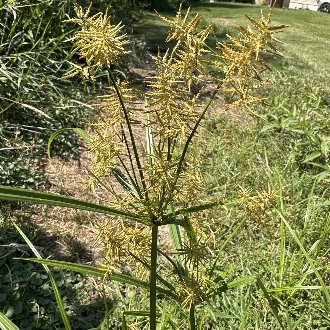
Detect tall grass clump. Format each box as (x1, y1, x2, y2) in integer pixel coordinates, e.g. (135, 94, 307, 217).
(0, 3, 288, 329)
(0, 0, 89, 189)
(0, 0, 146, 189)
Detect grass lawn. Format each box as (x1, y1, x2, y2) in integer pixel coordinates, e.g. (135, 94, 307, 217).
(139, 2, 330, 89)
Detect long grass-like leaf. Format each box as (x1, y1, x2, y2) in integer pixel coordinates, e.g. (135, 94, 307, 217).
(0, 312, 20, 330)
(256, 276, 285, 330)
(269, 285, 330, 292)
(181, 216, 197, 243)
(16, 258, 177, 300)
(13, 223, 72, 330)
(0, 186, 148, 224)
(47, 127, 91, 158)
(227, 275, 256, 289)
(166, 203, 186, 279)
(112, 167, 139, 198)
(150, 225, 159, 329)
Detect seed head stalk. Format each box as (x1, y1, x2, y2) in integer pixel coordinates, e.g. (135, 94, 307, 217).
(189, 302, 196, 330)
(164, 81, 223, 210)
(108, 70, 152, 212)
(150, 225, 158, 329)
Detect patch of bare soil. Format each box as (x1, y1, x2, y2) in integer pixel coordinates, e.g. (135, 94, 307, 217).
(27, 151, 104, 264)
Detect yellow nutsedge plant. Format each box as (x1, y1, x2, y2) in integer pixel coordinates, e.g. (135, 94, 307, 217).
(0, 3, 287, 329)
(62, 3, 286, 328)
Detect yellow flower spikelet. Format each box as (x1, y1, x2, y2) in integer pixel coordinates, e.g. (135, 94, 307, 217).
(158, 4, 212, 86)
(64, 2, 129, 80)
(215, 11, 287, 109)
(97, 218, 151, 279)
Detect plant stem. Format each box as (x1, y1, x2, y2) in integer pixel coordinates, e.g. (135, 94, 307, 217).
(150, 225, 158, 330)
(189, 303, 196, 330)
(108, 70, 149, 203)
(175, 82, 222, 184)
(164, 82, 223, 210)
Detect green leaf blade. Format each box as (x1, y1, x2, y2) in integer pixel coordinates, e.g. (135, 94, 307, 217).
(0, 185, 148, 224)
(0, 312, 20, 330)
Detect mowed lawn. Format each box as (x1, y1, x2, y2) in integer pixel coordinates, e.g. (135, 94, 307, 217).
(138, 2, 330, 89)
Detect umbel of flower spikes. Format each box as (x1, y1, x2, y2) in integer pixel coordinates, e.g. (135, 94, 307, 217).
(65, 2, 129, 77)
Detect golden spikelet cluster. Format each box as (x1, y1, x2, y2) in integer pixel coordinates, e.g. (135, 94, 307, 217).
(97, 218, 151, 278)
(147, 51, 199, 140)
(87, 81, 136, 185)
(214, 11, 287, 109)
(173, 156, 204, 205)
(141, 152, 204, 217)
(175, 267, 213, 309)
(146, 5, 212, 141)
(159, 5, 212, 85)
(64, 2, 129, 81)
(239, 187, 277, 222)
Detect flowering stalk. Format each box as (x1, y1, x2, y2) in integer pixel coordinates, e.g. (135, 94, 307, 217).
(150, 225, 158, 329)
(107, 70, 151, 208)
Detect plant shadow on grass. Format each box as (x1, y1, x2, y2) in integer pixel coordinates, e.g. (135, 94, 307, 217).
(133, 23, 170, 53)
(190, 2, 257, 10)
(0, 211, 107, 330)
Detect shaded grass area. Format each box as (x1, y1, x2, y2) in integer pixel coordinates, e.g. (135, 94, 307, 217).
(138, 2, 330, 89)
(0, 214, 104, 329)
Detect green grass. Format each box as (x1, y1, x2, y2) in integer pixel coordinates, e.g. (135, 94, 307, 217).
(187, 3, 330, 329)
(139, 2, 330, 90)
(136, 2, 330, 328)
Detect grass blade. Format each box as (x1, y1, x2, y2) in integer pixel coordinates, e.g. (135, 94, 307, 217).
(0, 185, 148, 223)
(269, 285, 330, 292)
(13, 222, 72, 330)
(256, 276, 285, 330)
(227, 275, 256, 289)
(0, 312, 20, 330)
(47, 128, 91, 158)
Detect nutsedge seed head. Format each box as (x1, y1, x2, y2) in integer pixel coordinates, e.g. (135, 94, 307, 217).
(66, 2, 129, 74)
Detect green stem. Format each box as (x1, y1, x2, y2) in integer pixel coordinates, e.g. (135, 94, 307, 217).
(189, 303, 196, 330)
(150, 225, 158, 330)
(120, 130, 143, 198)
(164, 83, 223, 209)
(108, 70, 149, 202)
(175, 83, 222, 184)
